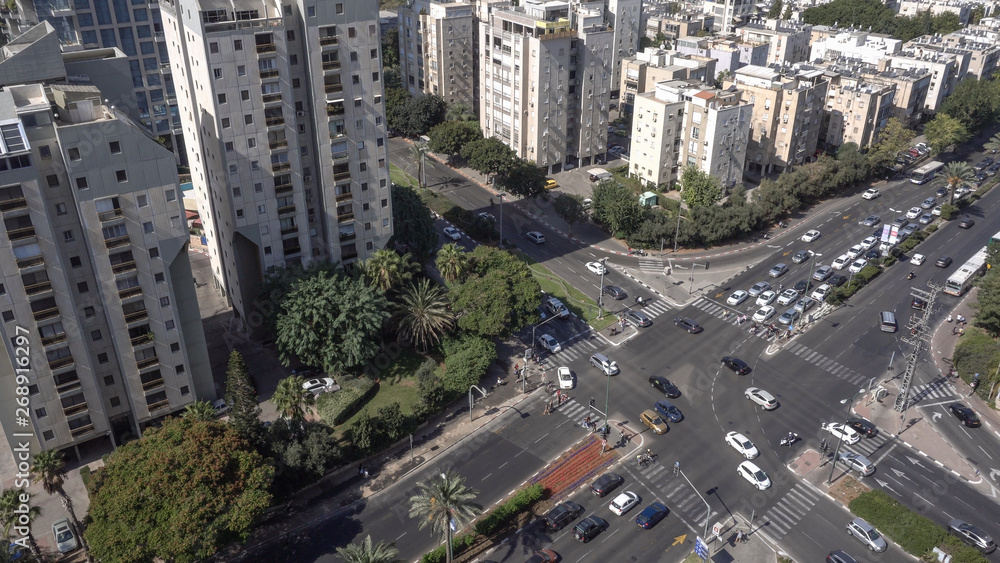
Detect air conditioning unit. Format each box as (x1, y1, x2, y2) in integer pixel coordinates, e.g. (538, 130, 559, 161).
(304, 175, 312, 182)
(296, 111, 305, 117)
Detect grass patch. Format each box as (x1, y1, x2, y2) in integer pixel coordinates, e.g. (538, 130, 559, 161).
(527, 261, 615, 330)
(334, 348, 427, 430)
(391, 163, 466, 220)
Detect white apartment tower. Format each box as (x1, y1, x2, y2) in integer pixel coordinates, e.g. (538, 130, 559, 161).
(703, 0, 755, 32)
(629, 86, 683, 189)
(479, 0, 614, 172)
(0, 23, 211, 465)
(606, 0, 641, 99)
(161, 0, 392, 329)
(398, 0, 478, 112)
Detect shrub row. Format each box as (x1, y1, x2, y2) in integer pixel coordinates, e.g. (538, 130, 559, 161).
(828, 264, 882, 305)
(315, 377, 377, 425)
(419, 532, 476, 563)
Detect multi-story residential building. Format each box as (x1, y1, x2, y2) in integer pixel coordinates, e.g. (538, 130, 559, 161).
(726, 64, 827, 174)
(888, 48, 960, 112)
(898, 0, 970, 25)
(809, 29, 902, 66)
(673, 82, 752, 188)
(910, 30, 1000, 80)
(735, 17, 813, 65)
(816, 59, 930, 123)
(397, 0, 477, 112)
(629, 81, 684, 189)
(820, 69, 895, 149)
(644, 10, 714, 42)
(703, 0, 754, 32)
(620, 48, 716, 106)
(676, 35, 768, 73)
(0, 23, 211, 465)
(1, 0, 185, 156)
(606, 0, 641, 98)
(478, 0, 613, 172)
(161, 0, 392, 329)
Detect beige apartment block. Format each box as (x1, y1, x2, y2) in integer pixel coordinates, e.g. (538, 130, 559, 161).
(703, 0, 755, 32)
(620, 48, 716, 106)
(909, 31, 1000, 81)
(820, 70, 895, 149)
(645, 10, 714, 41)
(888, 49, 960, 113)
(629, 86, 684, 189)
(817, 60, 931, 124)
(735, 17, 813, 65)
(398, 0, 478, 112)
(898, 0, 970, 25)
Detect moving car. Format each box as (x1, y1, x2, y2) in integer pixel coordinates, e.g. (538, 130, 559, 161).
(777, 308, 800, 325)
(544, 501, 584, 531)
(544, 179, 558, 190)
(624, 310, 652, 327)
(776, 288, 799, 306)
(526, 231, 546, 244)
(649, 376, 681, 398)
(822, 422, 861, 445)
(910, 254, 925, 266)
(545, 297, 570, 319)
(936, 256, 953, 268)
(948, 519, 997, 553)
(673, 317, 703, 333)
(725, 431, 759, 459)
(921, 197, 936, 209)
(573, 516, 608, 542)
(846, 518, 887, 552)
(792, 250, 812, 263)
(860, 236, 878, 250)
(861, 215, 881, 227)
(919, 213, 934, 225)
(832, 255, 850, 270)
(443, 226, 462, 240)
(635, 502, 669, 529)
(847, 417, 878, 437)
(949, 403, 981, 427)
(639, 410, 668, 434)
(52, 519, 78, 553)
(862, 188, 880, 200)
(794, 297, 816, 314)
(768, 263, 788, 278)
(590, 353, 619, 376)
(846, 245, 865, 260)
(801, 230, 821, 242)
(837, 451, 876, 476)
(609, 491, 640, 516)
(753, 306, 776, 323)
(827, 550, 860, 563)
(748, 281, 772, 297)
(813, 265, 833, 281)
(737, 460, 771, 490)
(829, 274, 848, 287)
(745, 387, 778, 410)
(722, 356, 751, 375)
(811, 284, 832, 301)
(727, 290, 749, 306)
(302, 377, 340, 395)
(901, 222, 920, 236)
(654, 400, 684, 422)
(603, 285, 627, 300)
(557, 366, 574, 390)
(848, 259, 868, 274)
(756, 290, 777, 306)
(591, 473, 624, 497)
(959, 218, 976, 229)
(586, 261, 607, 275)
(525, 549, 560, 563)
(864, 248, 881, 261)
(538, 334, 562, 353)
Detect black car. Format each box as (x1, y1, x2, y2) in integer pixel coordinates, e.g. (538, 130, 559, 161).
(721, 356, 751, 375)
(936, 256, 953, 268)
(792, 250, 811, 264)
(936, 186, 950, 197)
(793, 279, 813, 293)
(673, 317, 703, 333)
(826, 550, 859, 563)
(959, 218, 976, 229)
(949, 403, 981, 427)
(625, 310, 652, 327)
(975, 157, 994, 171)
(573, 515, 608, 542)
(603, 285, 627, 300)
(591, 473, 625, 497)
(911, 297, 927, 310)
(864, 248, 881, 261)
(988, 162, 1000, 176)
(649, 376, 681, 398)
(828, 274, 848, 287)
(544, 501, 583, 531)
(846, 417, 878, 438)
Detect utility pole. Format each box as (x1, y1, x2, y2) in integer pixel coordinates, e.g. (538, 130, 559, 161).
(896, 282, 940, 432)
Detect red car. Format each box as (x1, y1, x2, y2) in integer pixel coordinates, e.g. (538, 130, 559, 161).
(524, 549, 559, 563)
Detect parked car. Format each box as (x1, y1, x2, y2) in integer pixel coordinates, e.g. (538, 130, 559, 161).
(948, 519, 997, 554)
(649, 376, 681, 398)
(212, 399, 229, 416)
(544, 179, 558, 190)
(52, 519, 78, 553)
(302, 377, 340, 395)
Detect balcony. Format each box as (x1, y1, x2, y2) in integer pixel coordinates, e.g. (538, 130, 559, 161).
(154, 31, 164, 40)
(339, 230, 356, 242)
(124, 310, 148, 324)
(136, 356, 160, 370)
(69, 422, 95, 437)
(7, 226, 35, 240)
(266, 116, 285, 127)
(147, 399, 169, 412)
(131, 333, 154, 347)
(330, 130, 346, 140)
(337, 212, 355, 222)
(335, 191, 352, 203)
(104, 235, 130, 249)
(269, 139, 288, 150)
(342, 249, 359, 261)
(118, 286, 142, 300)
(33, 307, 59, 321)
(17, 256, 44, 270)
(41, 333, 67, 346)
(262, 93, 282, 104)
(271, 162, 291, 173)
(327, 104, 345, 117)
(111, 261, 137, 274)
(0, 198, 27, 213)
(142, 377, 164, 391)
(283, 246, 301, 256)
(24, 281, 52, 296)
(256, 42, 276, 54)
(280, 226, 298, 236)
(63, 403, 88, 417)
(98, 208, 123, 222)
(320, 35, 339, 47)
(332, 150, 349, 162)
(324, 84, 344, 95)
(334, 171, 351, 182)
(323, 60, 341, 71)
(48, 356, 74, 370)
(277, 204, 296, 215)
(274, 183, 293, 194)
(260, 69, 279, 79)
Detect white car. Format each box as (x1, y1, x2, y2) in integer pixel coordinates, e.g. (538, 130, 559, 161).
(848, 259, 868, 274)
(846, 244, 865, 260)
(801, 230, 821, 243)
(727, 290, 749, 306)
(861, 236, 878, 250)
(538, 334, 562, 353)
(609, 491, 640, 516)
(212, 399, 229, 416)
(748, 281, 772, 297)
(776, 288, 799, 306)
(822, 422, 861, 445)
(586, 261, 607, 275)
(862, 188, 880, 200)
(52, 518, 78, 553)
(811, 284, 832, 301)
(737, 460, 772, 490)
(752, 306, 776, 323)
(302, 377, 339, 395)
(726, 431, 759, 459)
(832, 254, 850, 270)
(526, 231, 546, 244)
(910, 254, 926, 266)
(906, 207, 921, 219)
(745, 387, 778, 410)
(756, 290, 777, 306)
(932, 205, 942, 216)
(557, 366, 574, 389)
(442, 226, 462, 241)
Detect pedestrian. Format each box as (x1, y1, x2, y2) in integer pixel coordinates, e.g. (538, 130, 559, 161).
(358, 464, 365, 476)
(946, 314, 953, 323)
(513, 363, 519, 375)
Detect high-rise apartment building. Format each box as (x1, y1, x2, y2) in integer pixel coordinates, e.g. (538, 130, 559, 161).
(161, 0, 392, 328)
(809, 30, 902, 66)
(887, 49, 959, 112)
(0, 22, 210, 464)
(702, 0, 754, 32)
(479, 0, 613, 172)
(398, 0, 478, 112)
(629, 82, 684, 189)
(620, 48, 716, 106)
(734, 18, 813, 65)
(816, 60, 930, 124)
(820, 71, 895, 149)
(605, 0, 640, 99)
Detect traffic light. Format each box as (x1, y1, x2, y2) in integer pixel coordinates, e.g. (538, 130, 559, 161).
(589, 397, 596, 408)
(705, 261, 710, 270)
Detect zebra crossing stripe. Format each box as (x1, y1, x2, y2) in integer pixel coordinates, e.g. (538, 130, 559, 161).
(792, 485, 819, 504)
(767, 506, 796, 529)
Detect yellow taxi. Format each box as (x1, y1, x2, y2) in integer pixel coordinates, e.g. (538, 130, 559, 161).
(544, 178, 558, 190)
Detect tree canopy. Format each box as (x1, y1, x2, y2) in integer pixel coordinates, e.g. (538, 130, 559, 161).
(224, 351, 263, 445)
(924, 113, 970, 154)
(867, 117, 916, 172)
(802, 0, 962, 41)
(495, 161, 547, 198)
(448, 246, 540, 337)
(427, 120, 483, 156)
(592, 180, 644, 235)
(681, 166, 722, 208)
(86, 417, 273, 563)
(767, 0, 783, 18)
(552, 193, 587, 235)
(390, 184, 438, 259)
(460, 137, 519, 177)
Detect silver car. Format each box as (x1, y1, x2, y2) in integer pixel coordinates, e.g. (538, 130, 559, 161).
(847, 518, 887, 552)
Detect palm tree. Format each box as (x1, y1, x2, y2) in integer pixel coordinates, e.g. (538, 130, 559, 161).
(435, 244, 469, 283)
(362, 250, 419, 293)
(0, 488, 42, 561)
(272, 375, 313, 421)
(942, 161, 975, 205)
(335, 535, 400, 563)
(984, 133, 1000, 155)
(408, 471, 482, 563)
(31, 449, 93, 561)
(182, 400, 216, 421)
(392, 279, 455, 353)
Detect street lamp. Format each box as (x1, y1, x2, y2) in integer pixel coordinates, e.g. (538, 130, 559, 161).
(497, 192, 506, 248)
(673, 207, 685, 252)
(596, 257, 609, 320)
(675, 463, 711, 540)
(827, 388, 867, 484)
(889, 207, 899, 224)
(806, 252, 822, 302)
(529, 313, 561, 393)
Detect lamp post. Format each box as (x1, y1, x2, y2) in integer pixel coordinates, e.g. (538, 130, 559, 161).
(675, 464, 711, 540)
(673, 207, 685, 252)
(596, 257, 609, 319)
(806, 252, 822, 301)
(498, 192, 506, 247)
(889, 207, 899, 224)
(529, 314, 561, 394)
(827, 388, 867, 484)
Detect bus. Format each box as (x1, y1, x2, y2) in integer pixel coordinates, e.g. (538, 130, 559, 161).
(910, 161, 944, 184)
(991, 230, 1000, 246)
(944, 246, 989, 296)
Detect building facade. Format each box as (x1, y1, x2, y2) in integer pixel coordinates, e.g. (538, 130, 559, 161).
(820, 69, 895, 148)
(888, 49, 959, 112)
(606, 0, 641, 98)
(629, 84, 684, 189)
(397, 0, 478, 113)
(703, 0, 754, 32)
(817, 59, 930, 123)
(898, 0, 970, 25)
(809, 30, 902, 66)
(676, 36, 768, 74)
(620, 48, 716, 106)
(734, 18, 813, 65)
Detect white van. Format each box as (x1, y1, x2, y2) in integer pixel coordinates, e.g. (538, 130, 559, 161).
(588, 168, 613, 183)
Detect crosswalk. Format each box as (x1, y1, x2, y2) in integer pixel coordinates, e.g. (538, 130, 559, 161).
(638, 257, 663, 273)
(836, 431, 892, 459)
(689, 297, 790, 342)
(760, 483, 822, 539)
(626, 459, 716, 530)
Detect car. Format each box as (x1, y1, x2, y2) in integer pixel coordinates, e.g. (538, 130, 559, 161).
(748, 281, 772, 297)
(956, 186, 972, 198)
(918, 213, 934, 225)
(911, 297, 927, 310)
(860, 236, 878, 250)
(563, 163, 576, 171)
(590, 353, 619, 375)
(625, 310, 652, 327)
(937, 186, 951, 197)
(949, 403, 981, 427)
(792, 250, 812, 263)
(975, 157, 994, 171)
(609, 491, 640, 516)
(813, 265, 833, 281)
(545, 297, 570, 319)
(544, 501, 584, 531)
(860, 215, 881, 227)
(737, 460, 771, 490)
(847, 417, 879, 437)
(921, 197, 936, 209)
(756, 290, 777, 306)
(828, 274, 848, 287)
(812, 284, 832, 301)
(768, 263, 788, 277)
(837, 451, 876, 476)
(745, 387, 778, 410)
(477, 212, 495, 222)
(891, 217, 907, 228)
(792, 279, 812, 294)
(862, 188, 880, 200)
(901, 222, 920, 236)
(573, 515, 609, 542)
(936, 256, 953, 268)
(654, 400, 684, 422)
(832, 254, 850, 270)
(988, 161, 1000, 175)
(544, 179, 558, 190)
(524, 549, 560, 563)
(725, 431, 759, 459)
(303, 377, 339, 395)
(864, 248, 881, 261)
(801, 229, 821, 242)
(52, 519, 78, 553)
(752, 306, 776, 323)
(722, 356, 751, 375)
(586, 261, 607, 275)
(727, 290, 749, 306)
(526, 231, 546, 244)
(212, 399, 230, 416)
(973, 175, 987, 187)
(538, 333, 562, 353)
(822, 422, 861, 445)
(673, 317, 703, 333)
(846, 244, 865, 260)
(639, 410, 668, 434)
(847, 518, 887, 552)
(932, 205, 942, 216)
(794, 297, 816, 314)
(848, 259, 868, 274)
(907, 147, 921, 157)
(777, 308, 800, 325)
(442, 226, 462, 241)
(948, 519, 997, 553)
(649, 376, 681, 397)
(591, 472, 625, 497)
(603, 285, 627, 300)
(959, 218, 976, 229)
(905, 207, 921, 219)
(827, 550, 859, 563)
(776, 288, 799, 306)
(910, 254, 925, 266)
(635, 502, 669, 529)
(557, 366, 574, 389)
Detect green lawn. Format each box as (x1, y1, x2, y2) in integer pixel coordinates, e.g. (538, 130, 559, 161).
(335, 349, 428, 429)
(510, 249, 614, 331)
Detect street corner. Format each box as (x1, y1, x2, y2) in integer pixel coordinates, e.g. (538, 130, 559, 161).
(787, 448, 825, 479)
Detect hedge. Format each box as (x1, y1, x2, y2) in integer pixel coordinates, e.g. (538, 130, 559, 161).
(829, 264, 882, 305)
(420, 533, 476, 563)
(474, 483, 544, 536)
(315, 377, 377, 425)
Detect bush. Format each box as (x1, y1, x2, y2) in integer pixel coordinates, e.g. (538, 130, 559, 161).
(474, 484, 544, 537)
(940, 204, 958, 220)
(953, 328, 1000, 387)
(441, 335, 497, 393)
(315, 377, 377, 425)
(80, 465, 92, 491)
(419, 532, 476, 563)
(925, 224, 939, 233)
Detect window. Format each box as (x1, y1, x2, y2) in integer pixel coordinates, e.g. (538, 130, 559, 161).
(255, 182, 263, 192)
(1, 311, 12, 322)
(165, 189, 175, 201)
(98, 353, 108, 363)
(289, 54, 297, 65)
(247, 139, 256, 149)
(35, 408, 46, 419)
(225, 141, 234, 151)
(116, 170, 128, 182)
(154, 272, 164, 282)
(222, 118, 231, 128)
(149, 247, 159, 258)
(109, 141, 121, 153)
(349, 27, 356, 38)
(39, 145, 51, 158)
(170, 342, 180, 352)
(241, 90, 250, 101)
(213, 68, 223, 79)
(103, 374, 114, 386)
(77, 281, 88, 293)
(286, 30, 294, 41)
(160, 296, 170, 307)
(175, 364, 185, 374)
(381, 198, 388, 208)
(237, 65, 246, 76)
(264, 246, 271, 254)
(70, 256, 82, 267)
(251, 161, 260, 171)
(292, 78, 300, 88)
(64, 230, 75, 242)
(55, 203, 67, 215)
(217, 93, 227, 104)
(232, 186, 241, 196)
(84, 306, 95, 317)
(110, 397, 121, 407)
(165, 319, 175, 330)
(351, 52, 358, 62)
(258, 204, 266, 214)
(236, 209, 244, 218)
(352, 74, 360, 85)
(209, 42, 219, 53)
(308, 5, 316, 16)
(68, 148, 82, 160)
(137, 194, 148, 207)
(244, 115, 253, 125)
(143, 221, 153, 233)
(46, 175, 59, 187)
(336, 3, 343, 14)
(373, 72, 379, 82)
(91, 330, 102, 341)
(234, 39, 242, 50)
